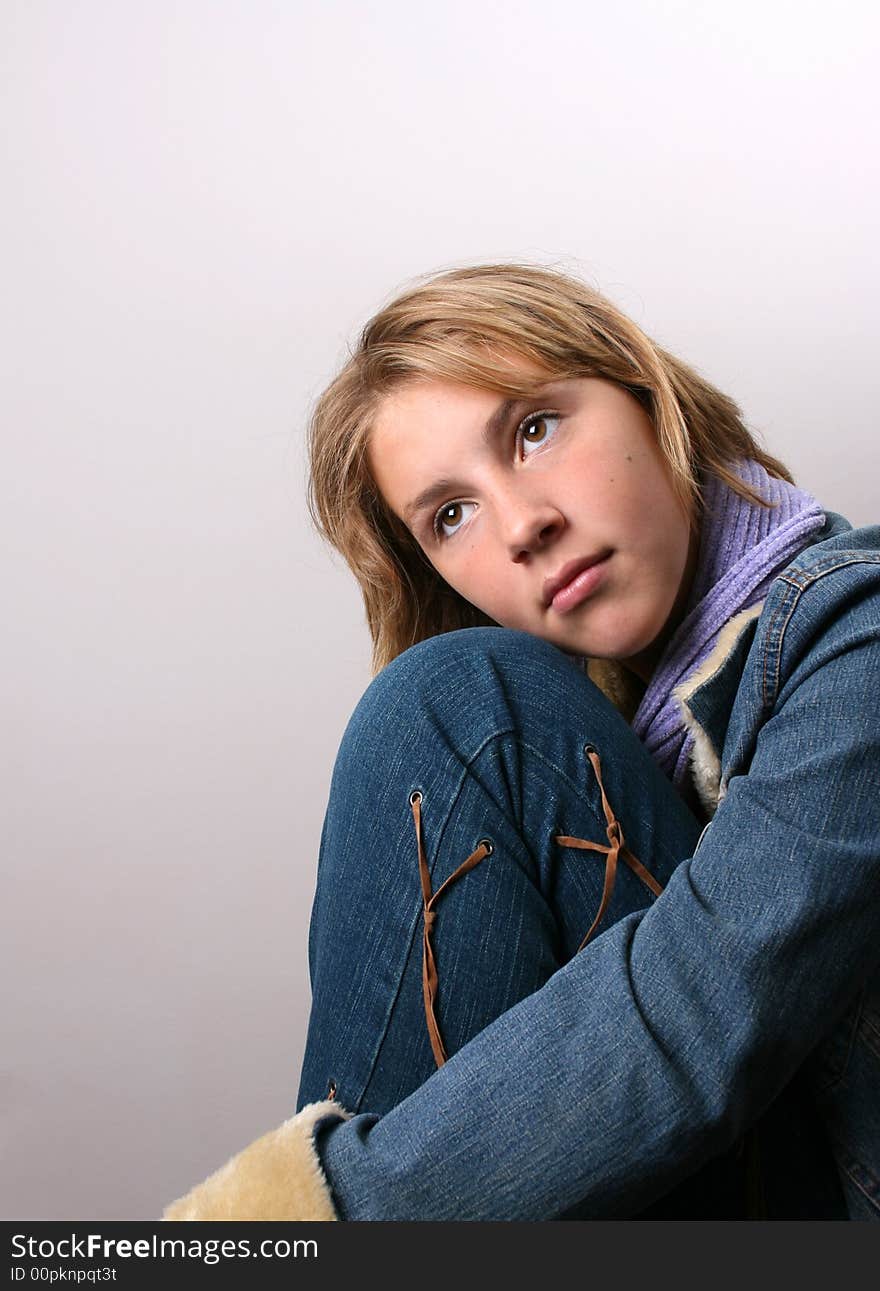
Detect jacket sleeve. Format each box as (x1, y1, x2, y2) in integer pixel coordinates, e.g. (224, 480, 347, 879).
(164, 572, 880, 1220)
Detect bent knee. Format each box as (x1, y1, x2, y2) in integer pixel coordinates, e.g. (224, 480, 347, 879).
(387, 626, 575, 687)
(341, 627, 608, 761)
(364, 627, 577, 713)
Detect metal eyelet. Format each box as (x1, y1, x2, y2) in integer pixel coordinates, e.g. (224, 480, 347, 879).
(409, 790, 422, 806)
(584, 743, 597, 756)
(478, 838, 494, 855)
(327, 1080, 337, 1100)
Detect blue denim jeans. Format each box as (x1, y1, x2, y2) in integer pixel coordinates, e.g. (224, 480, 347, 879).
(297, 628, 771, 1215)
(298, 628, 703, 1116)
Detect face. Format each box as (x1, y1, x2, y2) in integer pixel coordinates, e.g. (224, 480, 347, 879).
(368, 373, 698, 681)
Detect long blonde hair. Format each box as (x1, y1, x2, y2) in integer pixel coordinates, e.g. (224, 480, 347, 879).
(308, 264, 793, 673)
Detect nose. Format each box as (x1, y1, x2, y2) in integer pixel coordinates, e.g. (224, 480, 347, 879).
(499, 492, 566, 562)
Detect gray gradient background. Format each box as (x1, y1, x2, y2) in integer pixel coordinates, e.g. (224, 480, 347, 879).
(2, 0, 877, 1219)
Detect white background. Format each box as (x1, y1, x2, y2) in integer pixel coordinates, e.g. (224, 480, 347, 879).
(2, 0, 877, 1218)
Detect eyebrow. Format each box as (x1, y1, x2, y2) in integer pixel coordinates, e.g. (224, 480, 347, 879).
(402, 396, 524, 527)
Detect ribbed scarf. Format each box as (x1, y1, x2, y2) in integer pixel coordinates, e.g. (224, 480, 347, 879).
(631, 459, 826, 788)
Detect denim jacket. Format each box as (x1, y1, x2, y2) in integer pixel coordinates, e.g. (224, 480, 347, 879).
(164, 510, 880, 1222)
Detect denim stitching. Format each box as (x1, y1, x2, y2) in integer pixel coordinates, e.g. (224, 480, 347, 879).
(780, 552, 880, 589)
(762, 590, 802, 710)
(763, 554, 880, 709)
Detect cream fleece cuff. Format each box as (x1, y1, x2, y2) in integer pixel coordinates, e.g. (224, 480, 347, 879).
(162, 1100, 350, 1221)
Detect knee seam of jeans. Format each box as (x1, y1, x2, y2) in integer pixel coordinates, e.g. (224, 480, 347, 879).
(414, 730, 615, 909)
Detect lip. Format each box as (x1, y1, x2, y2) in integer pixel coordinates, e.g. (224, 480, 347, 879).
(543, 551, 612, 614)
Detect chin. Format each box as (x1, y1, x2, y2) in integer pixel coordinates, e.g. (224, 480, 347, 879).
(568, 628, 659, 664)
(578, 602, 671, 662)
(523, 604, 667, 665)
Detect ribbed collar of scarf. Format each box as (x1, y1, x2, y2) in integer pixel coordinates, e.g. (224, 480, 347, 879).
(631, 458, 826, 788)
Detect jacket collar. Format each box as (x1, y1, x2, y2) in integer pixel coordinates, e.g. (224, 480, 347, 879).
(673, 604, 763, 814)
(589, 607, 759, 817)
(587, 511, 854, 818)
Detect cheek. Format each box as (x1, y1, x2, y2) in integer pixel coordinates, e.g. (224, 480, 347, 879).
(632, 468, 689, 550)
(441, 549, 520, 620)
(432, 545, 489, 605)
(655, 514, 691, 588)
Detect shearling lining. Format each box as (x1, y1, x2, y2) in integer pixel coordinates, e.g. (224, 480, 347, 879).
(162, 1100, 350, 1221)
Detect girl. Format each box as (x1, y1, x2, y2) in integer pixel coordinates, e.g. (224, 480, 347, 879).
(165, 265, 880, 1220)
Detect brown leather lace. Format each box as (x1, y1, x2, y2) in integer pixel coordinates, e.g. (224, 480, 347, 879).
(555, 746, 663, 952)
(410, 790, 492, 1068)
(411, 747, 663, 1069)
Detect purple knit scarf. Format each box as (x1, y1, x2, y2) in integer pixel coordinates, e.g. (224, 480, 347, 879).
(631, 459, 826, 788)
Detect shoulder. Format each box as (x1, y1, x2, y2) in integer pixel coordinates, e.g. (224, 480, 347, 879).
(776, 512, 880, 589)
(716, 514, 880, 807)
(754, 513, 880, 709)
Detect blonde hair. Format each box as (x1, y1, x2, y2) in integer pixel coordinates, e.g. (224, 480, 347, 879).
(308, 263, 793, 672)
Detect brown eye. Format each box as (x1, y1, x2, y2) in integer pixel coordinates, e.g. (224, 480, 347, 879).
(519, 413, 561, 456)
(433, 500, 475, 539)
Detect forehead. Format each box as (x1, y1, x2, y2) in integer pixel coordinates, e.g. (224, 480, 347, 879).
(367, 381, 510, 525)
(374, 378, 501, 429)
(371, 355, 570, 437)
(369, 378, 495, 470)
(369, 373, 564, 470)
